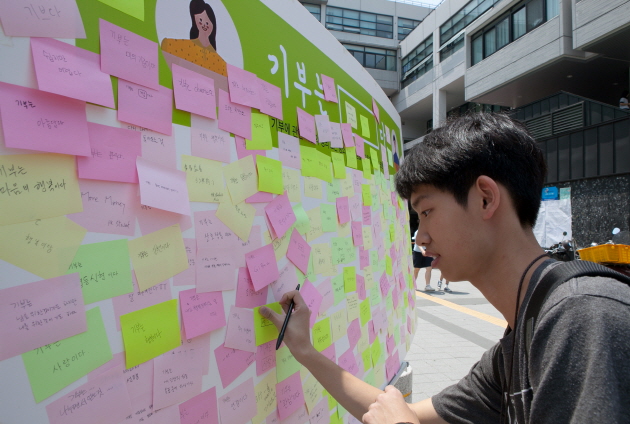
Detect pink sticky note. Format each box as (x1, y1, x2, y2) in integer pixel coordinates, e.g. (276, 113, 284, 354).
(386, 351, 400, 381)
(264, 192, 296, 239)
(137, 157, 190, 216)
(287, 229, 311, 275)
(224, 306, 256, 353)
(256, 340, 276, 376)
(235, 135, 266, 159)
(112, 277, 171, 330)
(99, 19, 158, 90)
(246, 244, 280, 292)
(314, 114, 332, 144)
(329, 122, 344, 148)
(0, 0, 85, 38)
(380, 272, 391, 297)
(258, 78, 283, 120)
(276, 372, 305, 421)
(77, 123, 141, 183)
(218, 378, 257, 424)
(137, 204, 192, 235)
(368, 321, 377, 344)
(359, 248, 370, 270)
(196, 247, 239, 292)
(218, 89, 252, 139)
(173, 238, 196, 286)
(172, 64, 217, 120)
(67, 179, 138, 236)
(46, 366, 131, 424)
(179, 288, 226, 339)
(31, 38, 114, 108)
(214, 344, 256, 388)
(194, 210, 241, 249)
(336, 196, 351, 224)
(180, 387, 219, 424)
(0, 81, 90, 156)
(316, 278, 334, 316)
(354, 134, 365, 158)
(357, 275, 366, 300)
(132, 126, 177, 169)
(309, 398, 329, 424)
(153, 350, 202, 410)
(235, 267, 268, 309)
(321, 74, 338, 103)
(340, 123, 354, 148)
(338, 348, 360, 376)
(118, 80, 173, 136)
(297, 107, 317, 143)
(278, 132, 301, 170)
(282, 405, 309, 424)
(271, 262, 299, 302)
(179, 332, 212, 375)
(89, 352, 154, 401)
(349, 195, 362, 222)
(300, 280, 323, 328)
(347, 319, 361, 349)
(362, 206, 372, 225)
(372, 98, 380, 123)
(351, 222, 363, 247)
(191, 128, 231, 163)
(0, 274, 86, 361)
(322, 343, 337, 363)
(246, 191, 274, 203)
(227, 64, 261, 109)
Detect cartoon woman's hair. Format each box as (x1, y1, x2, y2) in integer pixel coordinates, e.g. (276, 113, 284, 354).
(189, 0, 217, 50)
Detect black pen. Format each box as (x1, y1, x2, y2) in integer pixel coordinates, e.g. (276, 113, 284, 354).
(276, 284, 300, 350)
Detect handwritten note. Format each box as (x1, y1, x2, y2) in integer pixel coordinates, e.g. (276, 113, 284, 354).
(128, 224, 188, 291)
(235, 267, 267, 308)
(360, 115, 371, 138)
(287, 229, 311, 274)
(252, 372, 277, 424)
(22, 307, 112, 402)
(0, 274, 85, 361)
(257, 155, 283, 194)
(297, 107, 317, 143)
(278, 132, 301, 170)
(0, 0, 85, 38)
(320, 203, 337, 233)
(120, 299, 181, 368)
(248, 112, 273, 150)
(215, 343, 256, 389)
(153, 349, 202, 410)
(46, 366, 131, 424)
(254, 302, 282, 345)
(182, 154, 226, 203)
(355, 134, 366, 158)
(225, 306, 256, 352)
(256, 340, 277, 376)
(258, 78, 283, 120)
(99, 19, 158, 89)
(321, 75, 337, 103)
(195, 246, 239, 292)
(180, 387, 218, 424)
(246, 244, 280, 291)
(301, 145, 332, 183)
(132, 125, 177, 168)
(340, 123, 354, 148)
(227, 64, 261, 109)
(336, 196, 351, 224)
(172, 63, 216, 119)
(276, 372, 305, 420)
(191, 127, 232, 163)
(31, 37, 114, 108)
(345, 102, 358, 129)
(0, 81, 90, 156)
(264, 192, 296, 239)
(219, 378, 257, 424)
(223, 154, 258, 204)
(315, 114, 332, 144)
(137, 157, 190, 215)
(218, 89, 252, 140)
(179, 288, 225, 339)
(118, 81, 173, 135)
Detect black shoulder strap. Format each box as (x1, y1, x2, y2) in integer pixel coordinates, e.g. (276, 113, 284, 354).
(523, 260, 630, 359)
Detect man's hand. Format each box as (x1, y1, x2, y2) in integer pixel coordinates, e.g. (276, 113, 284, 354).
(362, 386, 419, 424)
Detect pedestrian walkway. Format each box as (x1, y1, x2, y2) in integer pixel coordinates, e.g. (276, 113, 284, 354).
(404, 273, 507, 403)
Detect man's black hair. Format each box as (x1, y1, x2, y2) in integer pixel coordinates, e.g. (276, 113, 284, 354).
(395, 113, 547, 228)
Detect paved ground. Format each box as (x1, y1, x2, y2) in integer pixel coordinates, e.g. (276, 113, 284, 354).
(404, 272, 507, 403)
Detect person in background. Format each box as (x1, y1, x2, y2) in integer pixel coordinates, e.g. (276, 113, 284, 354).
(620, 90, 629, 110)
(413, 229, 435, 291)
(437, 274, 451, 292)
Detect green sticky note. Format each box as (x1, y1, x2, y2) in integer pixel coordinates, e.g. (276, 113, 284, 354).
(325, 389, 338, 410)
(254, 302, 282, 345)
(337, 404, 347, 420)
(343, 266, 356, 293)
(332, 274, 345, 305)
(386, 291, 394, 312)
(370, 147, 379, 171)
(364, 369, 375, 387)
(248, 112, 273, 150)
(362, 184, 372, 206)
(97, 0, 144, 20)
(326, 180, 341, 203)
(276, 345, 301, 381)
(306, 251, 317, 282)
(360, 115, 371, 138)
(394, 325, 401, 346)
(320, 204, 337, 232)
(361, 348, 372, 372)
(22, 307, 112, 402)
(362, 157, 372, 180)
(370, 251, 379, 268)
(345, 147, 357, 169)
(385, 256, 393, 276)
(370, 286, 382, 306)
(360, 298, 371, 327)
(257, 155, 284, 194)
(331, 237, 356, 265)
(313, 318, 332, 351)
(293, 204, 311, 235)
(120, 299, 181, 368)
(331, 151, 346, 179)
(67, 239, 133, 304)
(371, 340, 382, 366)
(301, 145, 332, 183)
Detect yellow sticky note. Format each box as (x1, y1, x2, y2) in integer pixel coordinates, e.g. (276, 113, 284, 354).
(257, 155, 283, 194)
(224, 155, 258, 204)
(360, 298, 372, 327)
(301, 145, 332, 183)
(276, 345, 301, 381)
(0, 216, 86, 279)
(216, 200, 256, 242)
(362, 157, 372, 180)
(0, 153, 82, 225)
(345, 102, 358, 129)
(293, 204, 311, 235)
(271, 224, 293, 260)
(128, 224, 188, 291)
(362, 184, 372, 206)
(361, 348, 372, 372)
(305, 207, 323, 242)
(303, 376, 325, 414)
(343, 266, 356, 293)
(337, 221, 350, 238)
(248, 112, 273, 150)
(374, 363, 385, 388)
(313, 318, 332, 352)
(360, 115, 371, 138)
(364, 267, 374, 290)
(345, 147, 357, 169)
(97, 0, 144, 20)
(120, 299, 181, 368)
(182, 155, 226, 203)
(347, 293, 359, 322)
(330, 310, 347, 342)
(330, 151, 346, 179)
(340, 174, 354, 197)
(371, 340, 382, 366)
(312, 243, 334, 276)
(304, 176, 322, 199)
(254, 303, 282, 345)
(252, 372, 278, 424)
(283, 168, 301, 202)
(386, 256, 393, 276)
(370, 147, 380, 171)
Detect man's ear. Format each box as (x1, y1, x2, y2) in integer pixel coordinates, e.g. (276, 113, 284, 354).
(474, 176, 500, 220)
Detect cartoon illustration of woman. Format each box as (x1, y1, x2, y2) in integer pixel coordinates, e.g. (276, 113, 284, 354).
(161, 0, 227, 77)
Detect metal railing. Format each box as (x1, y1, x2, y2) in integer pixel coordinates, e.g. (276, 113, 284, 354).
(386, 0, 442, 9)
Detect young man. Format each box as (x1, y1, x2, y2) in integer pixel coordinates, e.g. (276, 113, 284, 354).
(413, 229, 435, 291)
(261, 113, 630, 423)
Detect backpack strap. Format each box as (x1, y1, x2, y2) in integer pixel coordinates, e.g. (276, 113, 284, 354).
(523, 260, 630, 360)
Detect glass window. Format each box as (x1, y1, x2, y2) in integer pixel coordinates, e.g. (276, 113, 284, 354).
(513, 7, 526, 39)
(546, 0, 559, 19)
(496, 16, 509, 49)
(484, 28, 496, 57)
(526, 0, 544, 31)
(302, 3, 321, 21)
(326, 6, 393, 39)
(440, 0, 501, 46)
(472, 34, 483, 65)
(398, 18, 421, 40)
(342, 44, 396, 71)
(402, 34, 433, 74)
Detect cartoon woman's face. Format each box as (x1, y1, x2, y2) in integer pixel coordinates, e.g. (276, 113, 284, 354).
(195, 10, 213, 37)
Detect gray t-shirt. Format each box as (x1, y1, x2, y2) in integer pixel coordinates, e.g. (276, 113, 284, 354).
(432, 260, 630, 423)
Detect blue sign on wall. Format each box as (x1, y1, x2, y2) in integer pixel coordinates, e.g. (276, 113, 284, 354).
(542, 186, 559, 200)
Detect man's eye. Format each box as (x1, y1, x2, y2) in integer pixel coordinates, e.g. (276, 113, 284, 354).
(421, 210, 430, 217)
